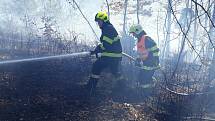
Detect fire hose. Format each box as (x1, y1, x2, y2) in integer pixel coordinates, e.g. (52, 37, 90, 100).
(0, 51, 135, 65)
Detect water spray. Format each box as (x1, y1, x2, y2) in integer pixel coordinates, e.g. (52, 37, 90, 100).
(0, 52, 90, 65)
(0, 1, 135, 65)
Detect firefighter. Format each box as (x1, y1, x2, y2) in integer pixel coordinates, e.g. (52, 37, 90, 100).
(129, 24, 159, 88)
(86, 11, 123, 94)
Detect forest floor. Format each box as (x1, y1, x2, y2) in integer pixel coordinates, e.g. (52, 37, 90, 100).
(0, 57, 156, 121)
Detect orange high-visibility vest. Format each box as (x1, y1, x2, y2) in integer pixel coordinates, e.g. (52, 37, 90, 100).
(137, 35, 149, 60)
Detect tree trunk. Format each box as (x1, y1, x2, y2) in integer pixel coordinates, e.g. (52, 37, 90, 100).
(106, 0, 110, 20)
(193, 0, 198, 50)
(163, 0, 172, 59)
(123, 0, 128, 35)
(137, 0, 140, 24)
(208, 3, 215, 83)
(206, 0, 213, 59)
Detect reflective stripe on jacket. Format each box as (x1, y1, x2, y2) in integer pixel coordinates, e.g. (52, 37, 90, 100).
(96, 22, 122, 58)
(137, 35, 148, 60)
(137, 35, 159, 59)
(139, 65, 160, 71)
(137, 35, 159, 70)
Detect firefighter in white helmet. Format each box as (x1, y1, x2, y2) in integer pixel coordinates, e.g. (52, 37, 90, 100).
(129, 24, 159, 88)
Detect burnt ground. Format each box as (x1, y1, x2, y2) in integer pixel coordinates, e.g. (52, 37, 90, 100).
(0, 57, 155, 121)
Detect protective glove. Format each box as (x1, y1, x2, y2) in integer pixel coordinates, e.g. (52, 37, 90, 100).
(90, 50, 98, 58)
(90, 45, 102, 58)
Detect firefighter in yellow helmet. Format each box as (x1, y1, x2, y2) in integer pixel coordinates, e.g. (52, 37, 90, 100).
(129, 24, 159, 88)
(86, 11, 123, 94)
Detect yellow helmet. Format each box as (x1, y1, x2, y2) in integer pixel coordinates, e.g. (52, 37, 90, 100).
(95, 11, 109, 22)
(129, 24, 143, 35)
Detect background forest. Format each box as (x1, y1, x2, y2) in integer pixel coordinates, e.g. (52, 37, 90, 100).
(0, 0, 215, 121)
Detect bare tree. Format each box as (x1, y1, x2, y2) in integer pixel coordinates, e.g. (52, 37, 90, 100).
(66, 0, 100, 43)
(192, 0, 198, 49)
(137, 0, 140, 24)
(161, 0, 172, 61)
(123, 0, 128, 35)
(207, 3, 215, 84)
(105, 0, 110, 19)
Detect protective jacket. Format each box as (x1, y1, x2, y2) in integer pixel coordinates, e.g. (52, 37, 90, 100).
(94, 22, 122, 58)
(137, 34, 159, 70)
